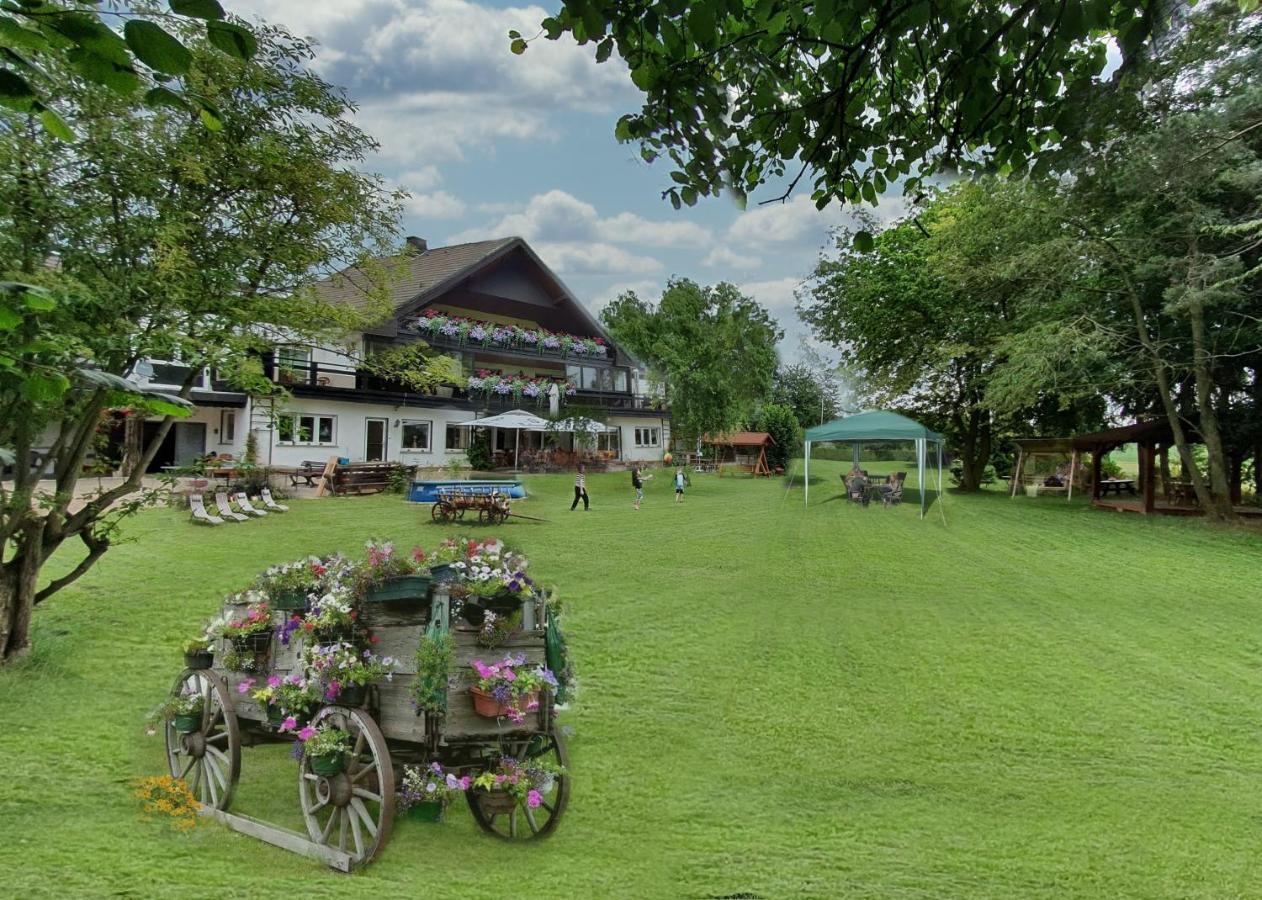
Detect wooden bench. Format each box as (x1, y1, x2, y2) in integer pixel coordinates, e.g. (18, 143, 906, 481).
(327, 461, 408, 496)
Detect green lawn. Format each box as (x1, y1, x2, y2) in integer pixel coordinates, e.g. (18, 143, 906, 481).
(3, 462, 1262, 898)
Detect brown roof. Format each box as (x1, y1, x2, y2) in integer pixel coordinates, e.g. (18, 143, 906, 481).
(703, 431, 775, 447)
(1070, 419, 1197, 451)
(313, 238, 515, 314)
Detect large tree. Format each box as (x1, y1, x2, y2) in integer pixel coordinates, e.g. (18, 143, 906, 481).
(771, 363, 839, 429)
(600, 278, 781, 444)
(520, 0, 1190, 226)
(0, 21, 409, 663)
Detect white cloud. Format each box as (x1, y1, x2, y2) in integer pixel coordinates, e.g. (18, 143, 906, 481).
(234, 0, 635, 166)
(398, 166, 442, 192)
(402, 190, 466, 219)
(449, 189, 701, 259)
(534, 242, 663, 277)
(703, 246, 762, 270)
(740, 276, 802, 313)
(727, 192, 912, 248)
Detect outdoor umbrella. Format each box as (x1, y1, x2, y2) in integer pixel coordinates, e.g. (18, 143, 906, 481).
(456, 409, 552, 470)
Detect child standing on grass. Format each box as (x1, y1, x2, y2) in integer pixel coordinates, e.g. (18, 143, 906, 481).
(570, 463, 589, 511)
(631, 465, 652, 509)
(674, 467, 686, 503)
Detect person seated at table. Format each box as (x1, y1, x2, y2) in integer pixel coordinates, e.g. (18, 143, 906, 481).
(846, 470, 868, 504)
(845, 464, 863, 486)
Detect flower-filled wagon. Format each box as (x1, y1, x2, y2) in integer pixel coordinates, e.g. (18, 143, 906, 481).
(156, 538, 574, 870)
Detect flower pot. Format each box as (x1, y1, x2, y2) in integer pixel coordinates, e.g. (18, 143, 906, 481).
(233, 630, 271, 652)
(314, 626, 354, 645)
(470, 686, 538, 719)
(364, 574, 431, 605)
(173, 712, 202, 734)
(271, 589, 309, 611)
(310, 752, 346, 777)
(477, 790, 518, 813)
(405, 801, 445, 823)
(267, 703, 286, 726)
(335, 684, 367, 708)
(184, 650, 214, 670)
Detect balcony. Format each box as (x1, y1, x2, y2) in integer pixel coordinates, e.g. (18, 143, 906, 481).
(405, 314, 614, 365)
(261, 355, 667, 416)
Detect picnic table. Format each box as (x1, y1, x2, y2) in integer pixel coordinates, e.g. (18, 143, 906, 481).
(1099, 479, 1136, 496)
(274, 460, 325, 487)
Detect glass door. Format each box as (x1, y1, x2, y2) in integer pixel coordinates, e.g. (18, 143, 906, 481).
(365, 418, 388, 461)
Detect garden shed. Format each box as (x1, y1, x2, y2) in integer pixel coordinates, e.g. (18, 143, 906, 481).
(702, 432, 775, 477)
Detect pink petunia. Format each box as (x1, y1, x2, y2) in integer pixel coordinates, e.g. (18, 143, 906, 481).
(527, 790, 542, 808)
(502, 668, 516, 683)
(279, 716, 298, 733)
(267, 675, 281, 688)
(298, 725, 315, 741)
(237, 678, 255, 694)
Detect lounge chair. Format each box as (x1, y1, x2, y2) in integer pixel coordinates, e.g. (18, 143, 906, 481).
(214, 491, 249, 522)
(234, 492, 268, 517)
(260, 488, 289, 512)
(189, 494, 223, 526)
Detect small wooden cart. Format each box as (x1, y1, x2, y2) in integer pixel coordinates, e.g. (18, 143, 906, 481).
(162, 582, 568, 870)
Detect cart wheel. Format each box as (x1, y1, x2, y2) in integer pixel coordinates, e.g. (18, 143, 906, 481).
(466, 727, 570, 840)
(431, 501, 452, 523)
(477, 507, 491, 525)
(299, 706, 395, 868)
(165, 669, 240, 811)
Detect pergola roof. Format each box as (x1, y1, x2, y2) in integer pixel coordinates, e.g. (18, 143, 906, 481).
(1011, 437, 1076, 454)
(1070, 420, 1195, 452)
(704, 431, 775, 447)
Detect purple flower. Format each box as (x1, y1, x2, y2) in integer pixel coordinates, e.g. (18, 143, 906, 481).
(469, 325, 487, 341)
(523, 383, 540, 398)
(440, 323, 460, 336)
(522, 331, 538, 344)
(542, 336, 560, 349)
(279, 716, 298, 732)
(494, 382, 512, 395)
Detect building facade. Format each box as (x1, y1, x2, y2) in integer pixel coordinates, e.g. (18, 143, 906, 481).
(131, 237, 670, 471)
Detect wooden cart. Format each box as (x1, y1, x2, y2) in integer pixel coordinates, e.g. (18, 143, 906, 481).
(430, 486, 515, 525)
(162, 583, 568, 870)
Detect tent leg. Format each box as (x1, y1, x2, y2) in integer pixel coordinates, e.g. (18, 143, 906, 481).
(804, 442, 810, 506)
(918, 438, 926, 518)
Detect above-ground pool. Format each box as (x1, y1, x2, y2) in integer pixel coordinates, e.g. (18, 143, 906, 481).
(407, 480, 527, 503)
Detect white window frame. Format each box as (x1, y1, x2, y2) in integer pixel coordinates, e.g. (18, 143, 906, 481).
(445, 424, 472, 451)
(219, 410, 236, 445)
(634, 427, 660, 448)
(400, 419, 432, 453)
(276, 412, 336, 446)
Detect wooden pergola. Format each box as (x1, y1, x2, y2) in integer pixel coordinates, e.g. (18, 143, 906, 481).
(702, 431, 775, 477)
(1070, 420, 1190, 515)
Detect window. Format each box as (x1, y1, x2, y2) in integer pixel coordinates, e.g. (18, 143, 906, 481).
(446, 424, 472, 451)
(147, 361, 208, 389)
(277, 413, 335, 445)
(277, 346, 311, 368)
(219, 411, 236, 444)
(634, 427, 660, 448)
(612, 369, 628, 392)
(597, 428, 621, 453)
(401, 420, 431, 451)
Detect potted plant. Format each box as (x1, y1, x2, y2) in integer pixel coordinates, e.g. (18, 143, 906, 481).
(469, 654, 557, 723)
(301, 586, 358, 643)
(302, 724, 353, 776)
(252, 674, 319, 730)
(256, 557, 327, 611)
(397, 762, 470, 823)
(182, 637, 214, 670)
(304, 641, 397, 708)
(222, 598, 273, 651)
(475, 609, 522, 649)
(356, 540, 431, 605)
(161, 695, 206, 734)
(471, 756, 564, 813)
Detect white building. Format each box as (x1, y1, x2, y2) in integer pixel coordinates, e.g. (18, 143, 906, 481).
(130, 237, 670, 471)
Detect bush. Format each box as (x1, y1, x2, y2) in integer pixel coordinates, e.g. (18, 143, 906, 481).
(1098, 454, 1125, 480)
(228, 466, 284, 497)
(387, 465, 416, 494)
(749, 404, 800, 471)
(466, 429, 493, 471)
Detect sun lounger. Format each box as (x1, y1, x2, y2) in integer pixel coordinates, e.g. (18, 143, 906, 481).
(214, 491, 249, 522)
(189, 494, 224, 525)
(234, 492, 268, 517)
(260, 488, 289, 512)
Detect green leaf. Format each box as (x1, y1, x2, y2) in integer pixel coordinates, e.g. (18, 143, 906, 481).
(124, 20, 193, 75)
(50, 14, 131, 66)
(510, 37, 528, 55)
(681, 186, 698, 206)
(0, 16, 53, 54)
(595, 36, 613, 63)
(169, 0, 225, 20)
(853, 230, 875, 252)
(21, 288, 55, 311)
(688, 4, 716, 46)
(143, 85, 189, 113)
(197, 105, 222, 131)
(206, 20, 257, 60)
(1240, 0, 1259, 12)
(22, 372, 70, 403)
(37, 105, 74, 141)
(0, 306, 20, 330)
(67, 49, 142, 94)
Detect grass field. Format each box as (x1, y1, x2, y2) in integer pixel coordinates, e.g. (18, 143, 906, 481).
(2, 460, 1261, 898)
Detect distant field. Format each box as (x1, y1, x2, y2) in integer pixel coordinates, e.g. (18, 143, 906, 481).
(2, 462, 1260, 898)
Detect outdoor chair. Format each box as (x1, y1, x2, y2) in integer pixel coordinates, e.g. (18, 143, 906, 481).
(882, 474, 906, 507)
(189, 494, 223, 526)
(234, 492, 268, 517)
(214, 491, 249, 522)
(846, 476, 869, 505)
(260, 488, 289, 512)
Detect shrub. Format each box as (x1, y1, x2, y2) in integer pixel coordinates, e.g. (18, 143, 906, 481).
(749, 403, 800, 470)
(466, 429, 493, 471)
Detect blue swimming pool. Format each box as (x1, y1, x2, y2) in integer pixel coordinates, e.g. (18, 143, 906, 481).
(407, 480, 528, 503)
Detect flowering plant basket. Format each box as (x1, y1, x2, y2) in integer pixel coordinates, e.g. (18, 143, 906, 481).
(471, 756, 565, 811)
(303, 641, 397, 704)
(181, 638, 214, 669)
(220, 599, 273, 651)
(251, 674, 319, 731)
(161, 695, 205, 733)
(302, 725, 352, 776)
(398, 762, 469, 822)
(470, 654, 556, 723)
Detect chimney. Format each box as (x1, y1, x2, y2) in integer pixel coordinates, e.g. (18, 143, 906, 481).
(405, 236, 428, 253)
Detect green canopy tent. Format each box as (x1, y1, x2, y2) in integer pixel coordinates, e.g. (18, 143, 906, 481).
(803, 410, 945, 518)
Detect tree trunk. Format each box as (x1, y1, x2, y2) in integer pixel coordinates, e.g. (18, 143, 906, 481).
(1186, 297, 1236, 521)
(955, 408, 990, 491)
(0, 523, 45, 663)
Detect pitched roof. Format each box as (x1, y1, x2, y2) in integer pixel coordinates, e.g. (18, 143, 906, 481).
(313, 238, 516, 313)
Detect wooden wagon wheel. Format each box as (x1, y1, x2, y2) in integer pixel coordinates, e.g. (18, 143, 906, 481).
(466, 727, 570, 840)
(164, 669, 240, 811)
(298, 706, 395, 868)
(431, 501, 454, 523)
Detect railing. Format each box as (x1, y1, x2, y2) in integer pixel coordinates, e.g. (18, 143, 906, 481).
(261, 355, 667, 413)
(406, 324, 614, 363)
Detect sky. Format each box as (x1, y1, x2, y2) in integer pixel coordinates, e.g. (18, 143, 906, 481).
(232, 0, 910, 361)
